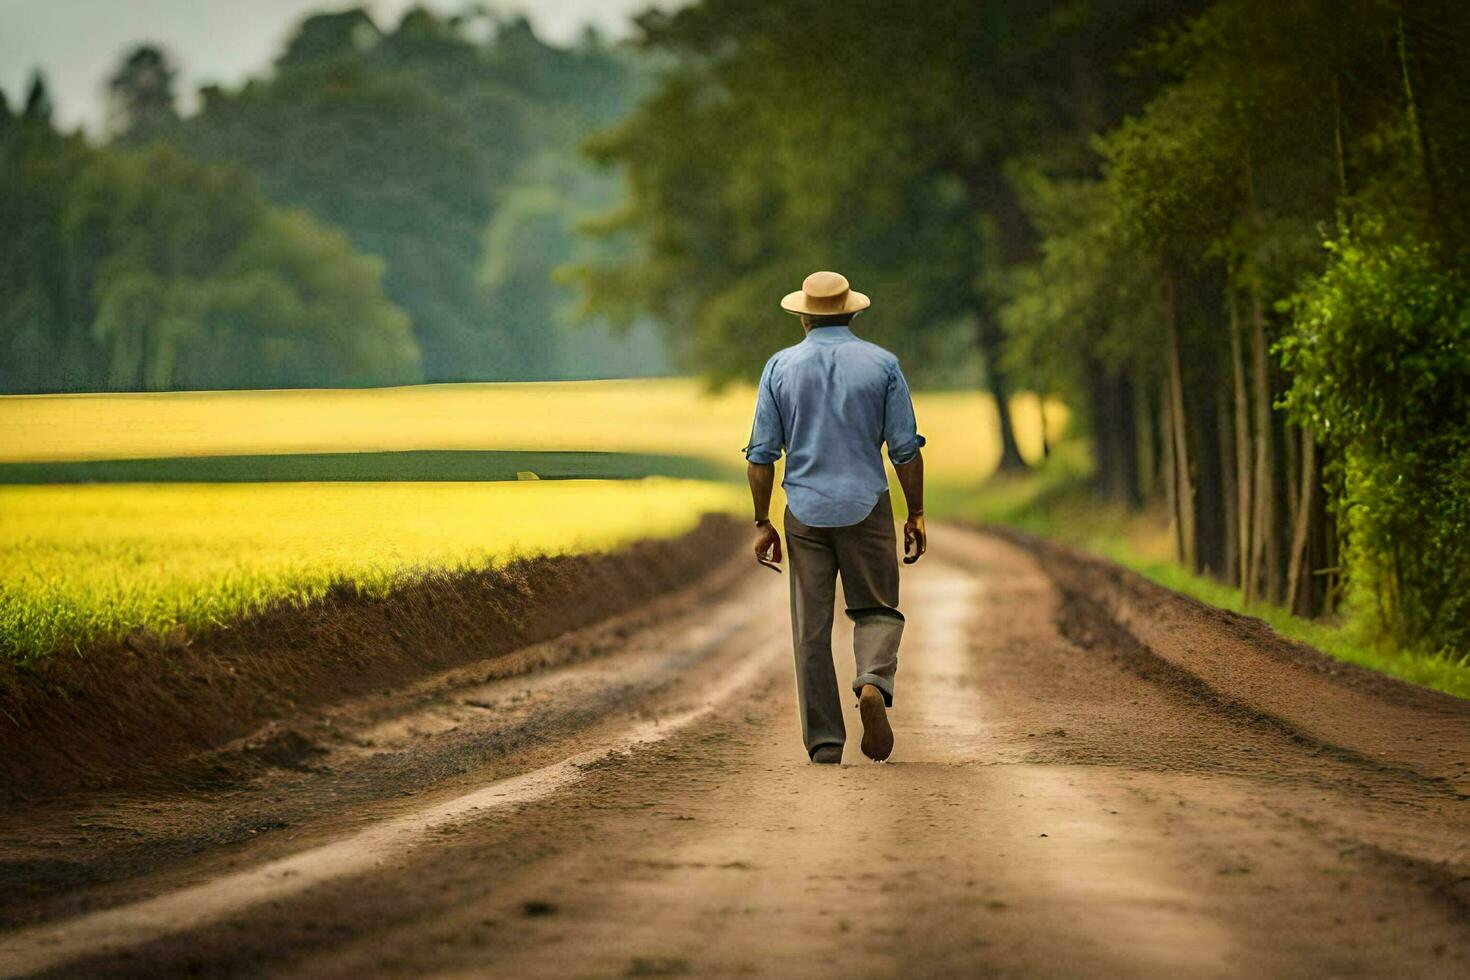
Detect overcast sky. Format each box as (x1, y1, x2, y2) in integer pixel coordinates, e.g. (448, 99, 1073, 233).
(1, 0, 683, 133)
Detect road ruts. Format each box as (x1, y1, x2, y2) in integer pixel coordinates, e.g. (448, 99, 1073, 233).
(2, 525, 1468, 978)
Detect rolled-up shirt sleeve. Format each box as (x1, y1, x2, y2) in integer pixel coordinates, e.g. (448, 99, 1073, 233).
(742, 358, 785, 464)
(883, 361, 926, 465)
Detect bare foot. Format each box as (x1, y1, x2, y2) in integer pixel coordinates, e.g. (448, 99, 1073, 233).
(858, 684, 893, 761)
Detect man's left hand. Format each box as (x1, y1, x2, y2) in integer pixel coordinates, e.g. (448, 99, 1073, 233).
(903, 513, 927, 564)
(753, 521, 782, 569)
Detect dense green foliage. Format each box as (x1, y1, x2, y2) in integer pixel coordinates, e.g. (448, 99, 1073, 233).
(589, 0, 1470, 660)
(1044, 0, 1469, 654)
(2, 7, 668, 392)
(1, 99, 417, 391)
(1281, 231, 1470, 652)
(576, 0, 1203, 470)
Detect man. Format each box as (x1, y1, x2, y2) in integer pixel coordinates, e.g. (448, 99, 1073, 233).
(744, 271, 927, 765)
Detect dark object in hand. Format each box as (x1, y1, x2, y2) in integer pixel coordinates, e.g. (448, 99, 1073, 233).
(903, 514, 927, 564)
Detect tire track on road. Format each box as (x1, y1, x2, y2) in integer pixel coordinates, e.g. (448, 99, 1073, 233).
(0, 610, 787, 977)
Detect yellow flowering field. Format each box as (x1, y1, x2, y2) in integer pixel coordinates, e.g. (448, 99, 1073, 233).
(0, 380, 1066, 661)
(0, 479, 744, 661)
(0, 379, 1064, 483)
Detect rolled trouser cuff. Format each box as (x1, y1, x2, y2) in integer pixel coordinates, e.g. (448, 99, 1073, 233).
(852, 673, 893, 707)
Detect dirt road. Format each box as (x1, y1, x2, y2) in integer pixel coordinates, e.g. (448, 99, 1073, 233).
(2, 525, 1468, 977)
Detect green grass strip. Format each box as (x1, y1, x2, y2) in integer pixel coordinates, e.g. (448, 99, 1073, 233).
(928, 445, 1469, 701)
(0, 450, 736, 485)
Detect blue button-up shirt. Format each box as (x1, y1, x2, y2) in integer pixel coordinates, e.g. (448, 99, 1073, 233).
(743, 325, 925, 527)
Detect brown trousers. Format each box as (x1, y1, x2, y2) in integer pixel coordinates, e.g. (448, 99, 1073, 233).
(784, 492, 904, 759)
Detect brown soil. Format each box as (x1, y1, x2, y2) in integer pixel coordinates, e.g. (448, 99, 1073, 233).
(0, 516, 744, 804)
(2, 523, 1467, 977)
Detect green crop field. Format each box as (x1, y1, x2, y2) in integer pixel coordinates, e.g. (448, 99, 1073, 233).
(0, 450, 729, 485)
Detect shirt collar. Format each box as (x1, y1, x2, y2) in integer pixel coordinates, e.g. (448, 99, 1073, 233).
(804, 326, 855, 344)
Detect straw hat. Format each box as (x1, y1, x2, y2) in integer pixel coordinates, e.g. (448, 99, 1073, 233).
(780, 271, 870, 316)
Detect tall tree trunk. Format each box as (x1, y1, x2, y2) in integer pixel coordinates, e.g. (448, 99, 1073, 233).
(1284, 416, 1300, 556)
(1240, 140, 1280, 604)
(992, 376, 1027, 473)
(1320, 460, 1342, 615)
(1088, 369, 1140, 504)
(1165, 277, 1196, 571)
(1307, 441, 1331, 616)
(1266, 404, 1286, 604)
(975, 314, 1027, 473)
(1396, 15, 1444, 240)
(1199, 415, 1227, 575)
(1216, 377, 1238, 585)
(958, 164, 1033, 476)
(1161, 376, 1178, 559)
(1246, 286, 1275, 604)
(1192, 337, 1227, 579)
(1135, 373, 1156, 502)
(1286, 427, 1317, 615)
(1116, 372, 1141, 507)
(1287, 429, 1323, 614)
(1230, 291, 1253, 591)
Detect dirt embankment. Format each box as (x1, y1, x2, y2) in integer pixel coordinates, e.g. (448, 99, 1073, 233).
(0, 516, 745, 804)
(983, 525, 1470, 797)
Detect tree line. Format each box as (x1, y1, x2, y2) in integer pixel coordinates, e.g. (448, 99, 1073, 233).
(1, 6, 667, 393)
(581, 0, 1470, 657)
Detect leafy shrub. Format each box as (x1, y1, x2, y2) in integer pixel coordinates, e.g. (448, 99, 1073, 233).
(1279, 229, 1470, 654)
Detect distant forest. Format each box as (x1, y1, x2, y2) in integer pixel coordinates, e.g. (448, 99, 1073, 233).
(0, 7, 670, 393)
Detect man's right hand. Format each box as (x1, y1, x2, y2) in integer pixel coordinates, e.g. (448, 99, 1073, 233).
(903, 513, 927, 564)
(753, 521, 782, 567)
